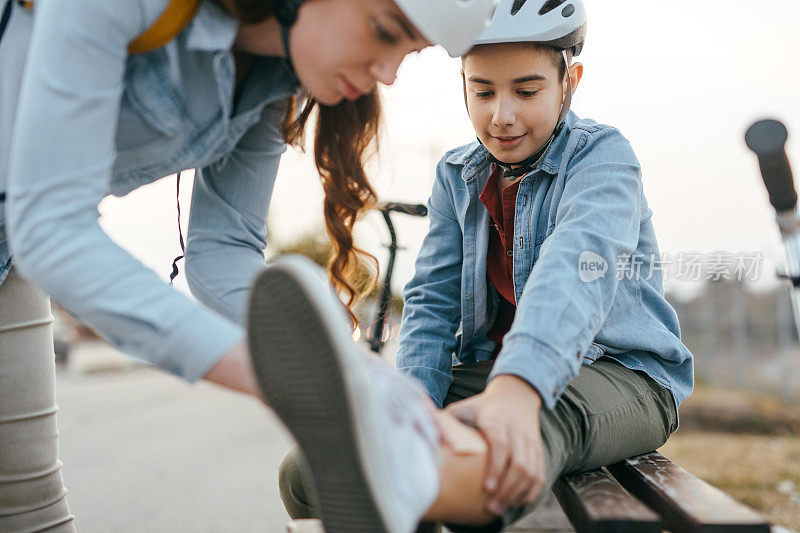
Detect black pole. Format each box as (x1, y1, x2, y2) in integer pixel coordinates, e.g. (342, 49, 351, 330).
(368, 210, 398, 354)
(366, 202, 427, 355)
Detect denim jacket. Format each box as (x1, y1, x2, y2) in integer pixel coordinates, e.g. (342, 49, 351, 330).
(396, 111, 694, 425)
(2, 0, 299, 381)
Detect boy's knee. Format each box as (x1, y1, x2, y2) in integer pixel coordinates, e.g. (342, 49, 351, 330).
(279, 447, 318, 519)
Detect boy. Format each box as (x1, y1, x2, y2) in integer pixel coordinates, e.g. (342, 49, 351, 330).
(266, 1, 693, 531)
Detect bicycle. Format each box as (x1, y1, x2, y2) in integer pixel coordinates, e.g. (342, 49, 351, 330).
(366, 201, 428, 355)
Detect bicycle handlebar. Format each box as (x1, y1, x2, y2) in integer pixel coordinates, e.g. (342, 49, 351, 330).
(377, 202, 428, 217)
(745, 119, 797, 213)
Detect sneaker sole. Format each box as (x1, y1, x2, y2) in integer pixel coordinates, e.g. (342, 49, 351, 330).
(247, 257, 392, 533)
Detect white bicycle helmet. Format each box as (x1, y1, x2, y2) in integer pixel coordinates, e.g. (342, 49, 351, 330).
(393, 0, 500, 57)
(474, 0, 586, 56)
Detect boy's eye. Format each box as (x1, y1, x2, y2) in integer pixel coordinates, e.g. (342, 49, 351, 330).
(475, 91, 493, 99)
(518, 90, 539, 97)
(374, 22, 399, 45)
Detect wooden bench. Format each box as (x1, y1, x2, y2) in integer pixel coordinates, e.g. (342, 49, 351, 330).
(287, 452, 771, 533)
(551, 451, 770, 533)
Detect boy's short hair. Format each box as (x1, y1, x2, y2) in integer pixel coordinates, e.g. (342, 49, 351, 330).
(463, 42, 572, 80)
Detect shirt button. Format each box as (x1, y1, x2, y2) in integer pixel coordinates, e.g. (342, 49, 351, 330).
(506, 250, 513, 257)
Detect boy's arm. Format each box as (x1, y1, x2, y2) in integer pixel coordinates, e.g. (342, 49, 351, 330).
(489, 126, 643, 409)
(396, 157, 463, 407)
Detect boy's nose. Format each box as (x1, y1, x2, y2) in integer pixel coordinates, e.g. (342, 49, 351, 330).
(492, 98, 516, 127)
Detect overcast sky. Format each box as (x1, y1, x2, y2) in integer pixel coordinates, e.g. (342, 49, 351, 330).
(99, 0, 800, 300)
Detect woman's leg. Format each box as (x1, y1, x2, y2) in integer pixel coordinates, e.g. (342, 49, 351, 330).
(277, 361, 494, 521)
(0, 267, 76, 532)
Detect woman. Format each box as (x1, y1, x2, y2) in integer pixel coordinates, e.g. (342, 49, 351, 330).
(0, 0, 496, 530)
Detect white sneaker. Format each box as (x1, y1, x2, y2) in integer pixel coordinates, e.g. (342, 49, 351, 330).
(247, 255, 441, 533)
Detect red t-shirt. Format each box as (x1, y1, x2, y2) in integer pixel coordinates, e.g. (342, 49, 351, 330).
(479, 164, 520, 356)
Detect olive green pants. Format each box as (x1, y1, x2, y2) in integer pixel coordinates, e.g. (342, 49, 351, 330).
(278, 357, 677, 532)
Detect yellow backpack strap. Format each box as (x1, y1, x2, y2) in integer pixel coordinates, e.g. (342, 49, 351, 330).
(127, 0, 202, 55)
(11, 0, 199, 54)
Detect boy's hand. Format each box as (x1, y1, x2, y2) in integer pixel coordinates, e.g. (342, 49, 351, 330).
(445, 375, 546, 515)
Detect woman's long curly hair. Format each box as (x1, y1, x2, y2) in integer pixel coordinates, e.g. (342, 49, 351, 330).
(220, 0, 380, 325)
(284, 94, 381, 325)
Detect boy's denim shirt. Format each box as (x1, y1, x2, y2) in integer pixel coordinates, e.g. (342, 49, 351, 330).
(396, 111, 694, 428)
(1, 0, 299, 381)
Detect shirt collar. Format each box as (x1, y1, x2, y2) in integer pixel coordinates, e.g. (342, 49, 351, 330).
(184, 2, 300, 108)
(237, 56, 300, 111)
(185, 1, 240, 52)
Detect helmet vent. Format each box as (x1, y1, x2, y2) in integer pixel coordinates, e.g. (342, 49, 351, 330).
(510, 0, 527, 15)
(538, 0, 567, 16)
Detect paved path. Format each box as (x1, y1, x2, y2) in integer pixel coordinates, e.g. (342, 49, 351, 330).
(56, 364, 294, 532)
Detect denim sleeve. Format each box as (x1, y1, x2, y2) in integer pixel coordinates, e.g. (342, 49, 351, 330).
(6, 0, 243, 382)
(489, 126, 643, 409)
(396, 157, 462, 407)
(184, 101, 288, 326)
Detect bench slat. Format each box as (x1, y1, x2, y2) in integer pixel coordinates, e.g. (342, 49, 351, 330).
(607, 452, 770, 533)
(553, 467, 662, 533)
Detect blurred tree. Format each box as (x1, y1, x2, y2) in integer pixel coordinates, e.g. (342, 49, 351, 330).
(271, 230, 377, 296)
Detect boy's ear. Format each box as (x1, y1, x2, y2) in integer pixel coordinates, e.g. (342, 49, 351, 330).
(566, 62, 583, 95)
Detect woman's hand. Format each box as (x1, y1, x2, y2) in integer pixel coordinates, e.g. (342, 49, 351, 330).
(202, 339, 262, 400)
(445, 375, 546, 515)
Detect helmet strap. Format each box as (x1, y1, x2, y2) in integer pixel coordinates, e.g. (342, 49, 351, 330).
(485, 132, 556, 179)
(274, 0, 302, 74)
(556, 49, 572, 129)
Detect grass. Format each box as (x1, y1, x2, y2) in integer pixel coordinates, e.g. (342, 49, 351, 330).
(657, 385, 800, 530)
